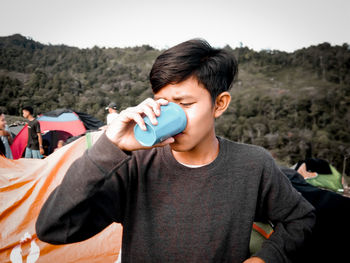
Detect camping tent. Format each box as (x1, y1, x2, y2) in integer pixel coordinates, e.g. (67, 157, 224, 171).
(10, 109, 104, 159)
(295, 158, 343, 192)
(0, 131, 122, 263)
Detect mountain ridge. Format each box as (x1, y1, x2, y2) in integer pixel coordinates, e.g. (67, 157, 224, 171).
(0, 34, 349, 175)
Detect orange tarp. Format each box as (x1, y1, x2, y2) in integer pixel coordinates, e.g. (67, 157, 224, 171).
(0, 131, 122, 263)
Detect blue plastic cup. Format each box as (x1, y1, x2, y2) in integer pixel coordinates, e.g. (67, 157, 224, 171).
(134, 102, 187, 146)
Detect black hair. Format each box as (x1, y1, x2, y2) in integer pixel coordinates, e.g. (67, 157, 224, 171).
(22, 106, 34, 115)
(150, 39, 238, 103)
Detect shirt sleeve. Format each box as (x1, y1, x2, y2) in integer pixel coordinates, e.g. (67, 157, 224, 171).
(36, 133, 131, 244)
(253, 152, 316, 263)
(34, 120, 41, 133)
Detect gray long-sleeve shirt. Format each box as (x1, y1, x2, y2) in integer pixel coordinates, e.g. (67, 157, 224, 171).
(36, 133, 315, 263)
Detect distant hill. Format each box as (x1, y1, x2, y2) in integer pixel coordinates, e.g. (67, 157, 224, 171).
(1, 34, 349, 175)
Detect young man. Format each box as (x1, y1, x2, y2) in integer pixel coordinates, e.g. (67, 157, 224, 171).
(36, 39, 315, 263)
(0, 110, 8, 156)
(0, 110, 13, 159)
(105, 101, 119, 125)
(22, 106, 44, 158)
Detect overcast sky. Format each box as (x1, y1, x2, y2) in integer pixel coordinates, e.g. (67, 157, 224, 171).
(1, 0, 349, 52)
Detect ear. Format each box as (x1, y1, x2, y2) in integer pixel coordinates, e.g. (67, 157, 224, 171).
(214, 91, 231, 118)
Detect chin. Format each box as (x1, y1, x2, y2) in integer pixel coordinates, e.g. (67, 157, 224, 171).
(169, 141, 192, 152)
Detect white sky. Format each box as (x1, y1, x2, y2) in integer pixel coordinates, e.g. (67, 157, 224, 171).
(0, 0, 349, 52)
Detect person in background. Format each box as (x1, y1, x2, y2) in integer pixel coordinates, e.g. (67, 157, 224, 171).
(105, 102, 119, 125)
(0, 138, 5, 156)
(0, 110, 13, 159)
(54, 140, 65, 152)
(22, 106, 44, 159)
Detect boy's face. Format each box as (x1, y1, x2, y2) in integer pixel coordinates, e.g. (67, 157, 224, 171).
(22, 110, 30, 119)
(154, 76, 216, 152)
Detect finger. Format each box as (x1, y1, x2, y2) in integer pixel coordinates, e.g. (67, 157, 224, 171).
(155, 99, 169, 116)
(141, 104, 158, 125)
(130, 112, 147, 131)
(143, 98, 162, 117)
(156, 98, 169, 105)
(154, 137, 175, 147)
(121, 110, 147, 130)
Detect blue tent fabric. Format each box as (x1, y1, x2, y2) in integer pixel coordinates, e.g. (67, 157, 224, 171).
(38, 113, 80, 122)
(39, 109, 104, 130)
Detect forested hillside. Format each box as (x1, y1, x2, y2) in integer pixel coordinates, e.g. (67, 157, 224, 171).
(1, 34, 349, 175)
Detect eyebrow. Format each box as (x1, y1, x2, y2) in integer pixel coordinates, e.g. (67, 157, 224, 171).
(154, 95, 196, 101)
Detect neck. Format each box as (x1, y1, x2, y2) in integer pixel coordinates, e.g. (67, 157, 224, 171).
(28, 115, 35, 121)
(172, 132, 219, 166)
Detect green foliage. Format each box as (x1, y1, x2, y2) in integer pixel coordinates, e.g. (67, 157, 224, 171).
(1, 34, 349, 175)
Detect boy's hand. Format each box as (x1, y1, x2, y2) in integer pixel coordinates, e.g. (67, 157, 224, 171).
(105, 98, 174, 151)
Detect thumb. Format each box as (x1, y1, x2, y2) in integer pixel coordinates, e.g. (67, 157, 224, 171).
(153, 137, 175, 148)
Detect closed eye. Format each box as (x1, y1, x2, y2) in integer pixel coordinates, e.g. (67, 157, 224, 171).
(180, 102, 194, 107)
